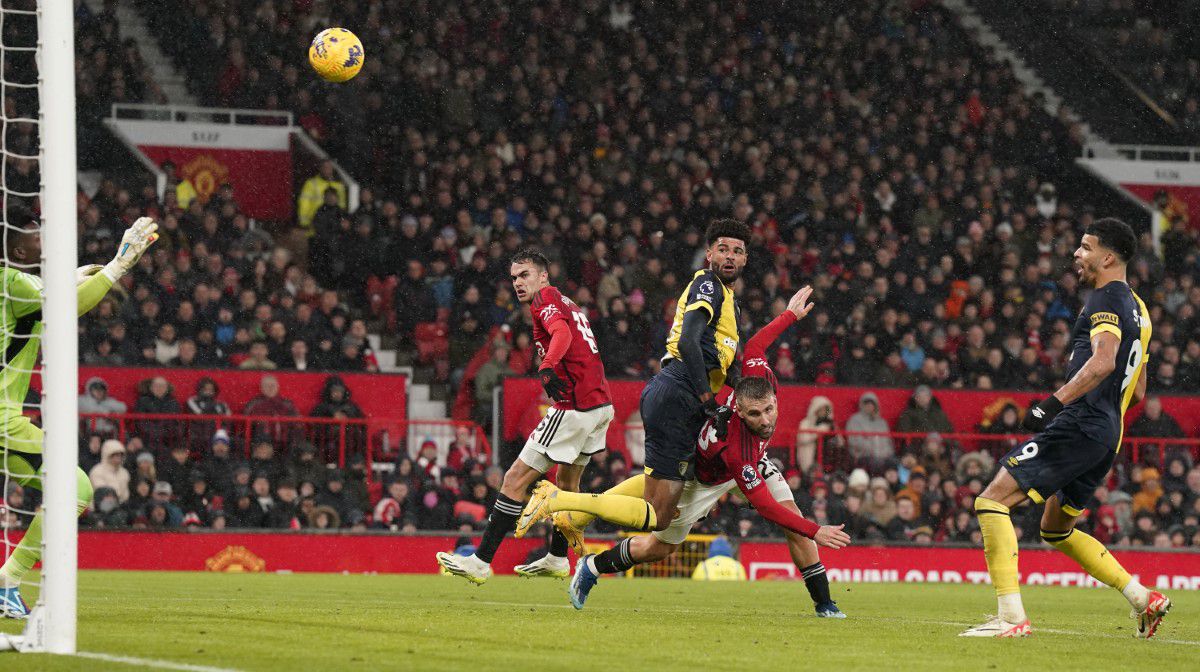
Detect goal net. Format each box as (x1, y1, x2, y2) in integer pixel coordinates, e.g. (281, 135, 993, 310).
(0, 0, 79, 654)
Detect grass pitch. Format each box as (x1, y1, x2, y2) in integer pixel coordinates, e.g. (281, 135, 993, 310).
(1, 570, 1196, 670)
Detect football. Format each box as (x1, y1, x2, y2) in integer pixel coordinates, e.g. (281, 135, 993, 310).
(308, 28, 364, 82)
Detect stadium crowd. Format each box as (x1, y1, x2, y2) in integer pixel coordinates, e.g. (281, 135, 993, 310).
(5, 2, 1200, 548)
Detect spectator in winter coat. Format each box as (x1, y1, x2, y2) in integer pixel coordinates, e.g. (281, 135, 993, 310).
(310, 375, 365, 459)
(134, 376, 181, 451)
(796, 396, 840, 473)
(88, 439, 130, 503)
(846, 392, 894, 473)
(1127, 397, 1186, 454)
(78, 376, 126, 437)
(243, 375, 299, 445)
(186, 376, 231, 450)
(287, 442, 327, 490)
(896, 386, 955, 435)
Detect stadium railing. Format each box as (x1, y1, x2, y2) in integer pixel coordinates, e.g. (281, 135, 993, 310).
(78, 412, 491, 481)
(609, 424, 1200, 473)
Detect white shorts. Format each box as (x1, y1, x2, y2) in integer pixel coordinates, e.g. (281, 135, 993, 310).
(653, 455, 793, 545)
(518, 405, 615, 473)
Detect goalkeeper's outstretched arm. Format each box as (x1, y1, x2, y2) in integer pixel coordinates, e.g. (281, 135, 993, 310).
(78, 216, 159, 313)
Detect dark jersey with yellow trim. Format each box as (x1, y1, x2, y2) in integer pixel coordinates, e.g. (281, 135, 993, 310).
(1056, 280, 1151, 450)
(662, 269, 740, 394)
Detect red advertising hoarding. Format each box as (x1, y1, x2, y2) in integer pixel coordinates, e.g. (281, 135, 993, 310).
(4, 532, 1181, 591)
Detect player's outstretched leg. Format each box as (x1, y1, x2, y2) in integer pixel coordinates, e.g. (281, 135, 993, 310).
(437, 458, 543, 585)
(1039, 496, 1170, 639)
(1, 457, 93, 619)
(961, 469, 1030, 637)
(568, 535, 677, 610)
(551, 474, 646, 557)
(518, 479, 656, 536)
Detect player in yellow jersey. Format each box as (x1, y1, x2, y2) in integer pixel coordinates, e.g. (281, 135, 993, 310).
(1, 204, 158, 618)
(962, 218, 1170, 639)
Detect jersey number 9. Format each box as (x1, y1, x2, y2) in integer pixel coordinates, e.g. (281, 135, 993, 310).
(1120, 340, 1143, 396)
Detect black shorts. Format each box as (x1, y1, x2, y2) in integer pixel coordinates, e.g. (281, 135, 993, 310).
(640, 370, 705, 482)
(1003, 420, 1115, 515)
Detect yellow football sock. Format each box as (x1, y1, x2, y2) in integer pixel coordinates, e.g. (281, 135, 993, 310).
(1041, 528, 1132, 590)
(566, 474, 647, 529)
(547, 486, 656, 531)
(976, 497, 1020, 596)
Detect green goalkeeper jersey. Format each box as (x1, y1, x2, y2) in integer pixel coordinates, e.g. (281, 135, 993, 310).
(0, 267, 46, 412)
(0, 266, 115, 413)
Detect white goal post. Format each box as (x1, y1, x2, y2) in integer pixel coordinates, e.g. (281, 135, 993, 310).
(37, 0, 81, 654)
(0, 0, 79, 654)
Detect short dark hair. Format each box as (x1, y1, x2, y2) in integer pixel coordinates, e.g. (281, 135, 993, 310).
(4, 201, 38, 258)
(1086, 217, 1136, 263)
(734, 376, 775, 403)
(510, 247, 550, 271)
(705, 218, 751, 248)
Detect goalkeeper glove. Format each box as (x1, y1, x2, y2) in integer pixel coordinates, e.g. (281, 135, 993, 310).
(103, 217, 159, 281)
(539, 367, 569, 403)
(1021, 396, 1063, 433)
(75, 264, 104, 286)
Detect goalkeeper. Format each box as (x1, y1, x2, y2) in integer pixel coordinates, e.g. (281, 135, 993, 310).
(1, 205, 158, 619)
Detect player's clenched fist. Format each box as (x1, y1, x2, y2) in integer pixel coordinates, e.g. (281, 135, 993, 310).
(814, 523, 851, 549)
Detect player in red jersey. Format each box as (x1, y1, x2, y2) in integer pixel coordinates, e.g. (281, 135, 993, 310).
(527, 287, 852, 610)
(439, 249, 639, 584)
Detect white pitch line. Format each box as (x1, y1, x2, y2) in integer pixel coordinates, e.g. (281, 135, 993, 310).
(72, 651, 243, 672)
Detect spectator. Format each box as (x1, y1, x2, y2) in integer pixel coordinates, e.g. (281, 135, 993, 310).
(239, 340, 278, 370)
(846, 392, 894, 473)
(796, 396, 839, 474)
(248, 439, 284, 486)
(150, 481, 184, 527)
(1127, 396, 1186, 454)
(185, 376, 230, 448)
(88, 439, 130, 503)
(394, 260, 436, 340)
(473, 342, 515, 427)
(373, 480, 412, 530)
(158, 444, 195, 498)
(266, 480, 300, 529)
(78, 376, 126, 437)
(316, 470, 355, 525)
(896, 385, 954, 436)
(310, 375, 365, 460)
(90, 487, 130, 529)
(227, 488, 266, 528)
(886, 496, 931, 542)
(133, 376, 180, 451)
(243, 375, 299, 446)
(287, 442, 327, 490)
(862, 477, 898, 531)
(1133, 468, 1164, 514)
(445, 426, 481, 473)
(296, 160, 346, 240)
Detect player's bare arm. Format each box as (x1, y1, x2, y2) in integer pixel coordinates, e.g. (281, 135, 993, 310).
(1049, 331, 1119, 406)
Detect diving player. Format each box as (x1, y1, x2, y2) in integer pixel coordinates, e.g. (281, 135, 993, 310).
(1, 206, 158, 618)
(961, 218, 1171, 638)
(526, 287, 852, 614)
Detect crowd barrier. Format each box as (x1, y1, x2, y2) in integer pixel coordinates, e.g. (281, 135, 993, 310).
(80, 413, 490, 478)
(22, 531, 1195, 591)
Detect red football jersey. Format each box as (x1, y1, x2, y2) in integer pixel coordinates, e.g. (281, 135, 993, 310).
(692, 309, 819, 539)
(530, 285, 612, 411)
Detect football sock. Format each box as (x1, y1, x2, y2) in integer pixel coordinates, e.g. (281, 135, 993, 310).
(475, 493, 523, 564)
(589, 538, 637, 574)
(562, 474, 647, 530)
(1, 469, 91, 585)
(545, 489, 656, 532)
(800, 562, 832, 605)
(548, 528, 569, 558)
(975, 497, 1026, 622)
(0, 499, 88, 585)
(1041, 528, 1144, 608)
